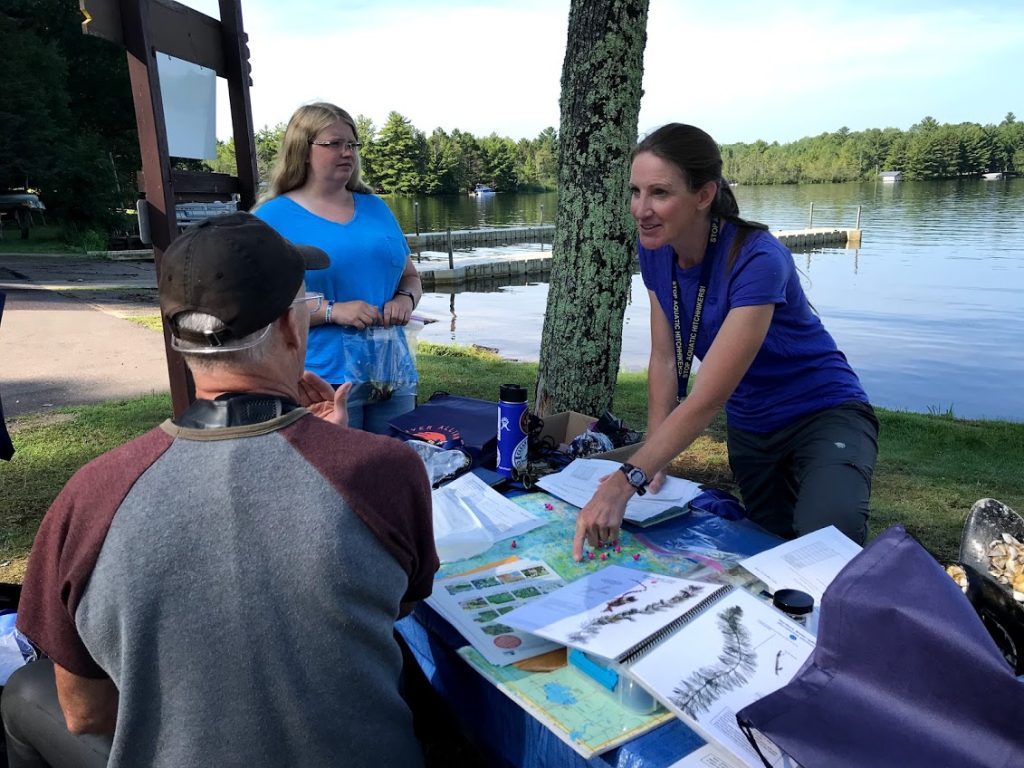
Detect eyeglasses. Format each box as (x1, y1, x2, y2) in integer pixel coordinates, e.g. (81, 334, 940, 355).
(308, 140, 362, 153)
(292, 291, 324, 314)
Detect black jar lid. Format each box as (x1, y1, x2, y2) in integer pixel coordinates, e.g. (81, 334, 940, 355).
(773, 588, 814, 616)
(500, 384, 527, 403)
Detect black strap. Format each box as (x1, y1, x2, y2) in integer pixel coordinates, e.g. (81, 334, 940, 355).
(737, 718, 776, 768)
(671, 217, 720, 401)
(175, 393, 302, 429)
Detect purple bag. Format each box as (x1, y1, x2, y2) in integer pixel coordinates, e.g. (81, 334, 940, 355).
(736, 525, 1024, 768)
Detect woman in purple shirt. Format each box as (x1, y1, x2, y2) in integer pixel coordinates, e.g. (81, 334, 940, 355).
(574, 124, 878, 560)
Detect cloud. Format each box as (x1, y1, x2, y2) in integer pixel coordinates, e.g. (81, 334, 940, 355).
(183, 0, 1022, 144)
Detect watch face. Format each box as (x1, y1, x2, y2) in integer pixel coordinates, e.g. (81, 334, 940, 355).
(624, 465, 646, 487)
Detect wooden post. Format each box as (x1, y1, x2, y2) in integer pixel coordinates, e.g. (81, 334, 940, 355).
(808, 202, 814, 229)
(856, 205, 862, 230)
(119, 0, 192, 416)
(540, 203, 545, 252)
(218, 0, 258, 211)
(447, 227, 454, 270)
(82, 0, 259, 417)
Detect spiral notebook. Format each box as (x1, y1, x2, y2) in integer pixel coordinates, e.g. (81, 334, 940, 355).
(500, 565, 730, 663)
(503, 566, 816, 767)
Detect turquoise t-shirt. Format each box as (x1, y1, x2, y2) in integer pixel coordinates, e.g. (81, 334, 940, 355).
(254, 194, 416, 385)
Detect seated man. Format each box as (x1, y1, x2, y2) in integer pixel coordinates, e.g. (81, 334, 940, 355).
(5, 213, 438, 768)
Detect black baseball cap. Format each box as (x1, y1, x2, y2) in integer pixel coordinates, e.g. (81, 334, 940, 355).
(160, 212, 329, 348)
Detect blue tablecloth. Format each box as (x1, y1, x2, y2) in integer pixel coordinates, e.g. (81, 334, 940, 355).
(398, 506, 784, 768)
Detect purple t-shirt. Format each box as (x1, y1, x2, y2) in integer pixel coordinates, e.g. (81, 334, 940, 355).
(639, 220, 867, 433)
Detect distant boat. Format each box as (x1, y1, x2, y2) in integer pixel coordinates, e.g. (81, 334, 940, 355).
(471, 184, 495, 196)
(879, 170, 903, 183)
(982, 172, 1005, 180)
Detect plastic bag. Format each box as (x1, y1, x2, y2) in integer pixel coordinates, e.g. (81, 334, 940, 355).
(404, 439, 472, 488)
(432, 486, 496, 563)
(339, 325, 418, 401)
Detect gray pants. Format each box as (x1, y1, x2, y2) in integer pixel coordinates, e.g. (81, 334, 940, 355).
(727, 401, 879, 544)
(2, 659, 111, 768)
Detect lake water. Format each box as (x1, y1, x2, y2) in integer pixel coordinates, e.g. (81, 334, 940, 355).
(385, 180, 1024, 422)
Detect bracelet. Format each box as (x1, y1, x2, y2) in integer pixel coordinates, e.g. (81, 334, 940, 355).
(395, 288, 415, 308)
(325, 300, 334, 324)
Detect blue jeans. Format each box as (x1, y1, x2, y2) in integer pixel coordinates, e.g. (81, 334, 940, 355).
(340, 382, 417, 435)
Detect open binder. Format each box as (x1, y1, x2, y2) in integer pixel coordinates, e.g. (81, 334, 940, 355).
(503, 566, 815, 767)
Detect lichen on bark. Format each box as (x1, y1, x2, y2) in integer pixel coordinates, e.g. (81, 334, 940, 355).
(536, 0, 649, 417)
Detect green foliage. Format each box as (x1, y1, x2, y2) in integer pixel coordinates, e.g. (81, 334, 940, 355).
(0, 1, 140, 226)
(4, 351, 1022, 572)
(208, 114, 559, 196)
(722, 115, 1024, 183)
(366, 112, 425, 194)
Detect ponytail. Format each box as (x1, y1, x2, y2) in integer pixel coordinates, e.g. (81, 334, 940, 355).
(714, 179, 768, 269)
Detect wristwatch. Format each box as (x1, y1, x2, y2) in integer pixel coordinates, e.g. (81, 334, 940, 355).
(395, 288, 415, 307)
(619, 463, 650, 496)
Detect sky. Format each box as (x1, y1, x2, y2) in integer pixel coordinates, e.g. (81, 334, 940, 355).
(180, 0, 1024, 146)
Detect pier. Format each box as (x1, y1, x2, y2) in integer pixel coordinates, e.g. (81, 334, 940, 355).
(412, 225, 862, 288)
(95, 225, 863, 288)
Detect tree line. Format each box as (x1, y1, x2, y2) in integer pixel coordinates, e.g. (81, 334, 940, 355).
(2, 3, 1022, 230)
(208, 113, 559, 195)
(206, 113, 1024, 193)
(722, 115, 1024, 185)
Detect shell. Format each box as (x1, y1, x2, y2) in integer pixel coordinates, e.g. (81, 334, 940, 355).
(985, 531, 1024, 599)
(989, 542, 1009, 558)
(945, 564, 968, 592)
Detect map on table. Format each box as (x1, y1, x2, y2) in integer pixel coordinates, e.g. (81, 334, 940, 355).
(437, 492, 710, 582)
(459, 646, 675, 758)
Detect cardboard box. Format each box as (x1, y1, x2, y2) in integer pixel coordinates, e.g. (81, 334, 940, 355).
(537, 411, 644, 463)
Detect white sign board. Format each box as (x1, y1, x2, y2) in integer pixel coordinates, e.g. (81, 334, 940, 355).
(157, 53, 217, 160)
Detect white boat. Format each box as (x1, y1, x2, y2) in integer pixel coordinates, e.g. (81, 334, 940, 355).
(982, 172, 1005, 180)
(471, 184, 495, 196)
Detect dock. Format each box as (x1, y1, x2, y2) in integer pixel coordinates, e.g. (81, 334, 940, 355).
(93, 224, 863, 289)
(413, 226, 861, 288)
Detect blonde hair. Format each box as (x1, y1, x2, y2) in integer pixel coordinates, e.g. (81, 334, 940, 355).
(258, 102, 373, 205)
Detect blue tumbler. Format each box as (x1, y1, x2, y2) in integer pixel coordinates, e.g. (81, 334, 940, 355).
(496, 384, 528, 478)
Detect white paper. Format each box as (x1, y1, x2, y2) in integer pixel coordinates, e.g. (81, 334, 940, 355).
(535, 458, 703, 523)
(627, 589, 815, 768)
(157, 53, 217, 160)
(440, 472, 547, 542)
(502, 565, 722, 662)
(669, 743, 747, 768)
(426, 558, 566, 665)
(739, 526, 861, 603)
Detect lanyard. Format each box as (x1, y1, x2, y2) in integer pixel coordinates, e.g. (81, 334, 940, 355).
(671, 217, 719, 401)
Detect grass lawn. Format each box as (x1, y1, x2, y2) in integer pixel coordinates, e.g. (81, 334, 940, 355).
(2, 343, 1023, 583)
(0, 224, 99, 255)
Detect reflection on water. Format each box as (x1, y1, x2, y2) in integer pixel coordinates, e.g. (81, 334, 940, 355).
(408, 179, 1024, 422)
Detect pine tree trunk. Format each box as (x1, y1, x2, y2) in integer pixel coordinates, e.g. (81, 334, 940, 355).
(535, 0, 649, 417)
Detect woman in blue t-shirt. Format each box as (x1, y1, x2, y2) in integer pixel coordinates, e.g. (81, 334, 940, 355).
(254, 102, 421, 433)
(574, 124, 878, 560)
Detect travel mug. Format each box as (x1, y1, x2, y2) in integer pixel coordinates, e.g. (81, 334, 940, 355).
(496, 384, 528, 478)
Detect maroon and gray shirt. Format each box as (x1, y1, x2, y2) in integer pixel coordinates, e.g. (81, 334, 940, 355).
(18, 408, 438, 768)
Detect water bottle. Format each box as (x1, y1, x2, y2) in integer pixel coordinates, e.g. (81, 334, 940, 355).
(496, 384, 528, 478)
